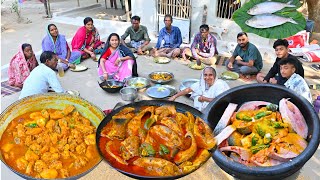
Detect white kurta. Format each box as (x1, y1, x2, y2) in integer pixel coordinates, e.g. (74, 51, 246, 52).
(19, 64, 64, 99)
(190, 78, 230, 112)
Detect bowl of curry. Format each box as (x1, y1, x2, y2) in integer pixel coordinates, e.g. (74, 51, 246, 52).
(204, 84, 320, 180)
(96, 100, 216, 179)
(0, 93, 105, 179)
(148, 71, 174, 84)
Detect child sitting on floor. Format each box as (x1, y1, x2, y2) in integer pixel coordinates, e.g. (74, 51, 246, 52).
(279, 57, 312, 104)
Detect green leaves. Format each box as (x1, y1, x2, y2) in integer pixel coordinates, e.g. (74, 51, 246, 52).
(232, 0, 306, 39)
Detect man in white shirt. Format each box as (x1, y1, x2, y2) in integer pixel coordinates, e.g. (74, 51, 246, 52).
(279, 57, 312, 104)
(19, 51, 65, 99)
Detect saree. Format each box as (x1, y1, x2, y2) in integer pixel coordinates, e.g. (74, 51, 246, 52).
(71, 26, 103, 56)
(98, 44, 138, 77)
(98, 47, 134, 82)
(42, 32, 81, 68)
(8, 45, 38, 87)
(190, 68, 230, 112)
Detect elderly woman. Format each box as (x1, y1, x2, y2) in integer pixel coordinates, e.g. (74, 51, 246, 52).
(169, 67, 230, 112)
(8, 43, 38, 88)
(71, 17, 104, 60)
(98, 33, 138, 82)
(42, 24, 80, 70)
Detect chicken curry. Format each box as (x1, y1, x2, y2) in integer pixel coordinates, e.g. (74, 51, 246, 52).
(99, 105, 215, 177)
(0, 105, 100, 179)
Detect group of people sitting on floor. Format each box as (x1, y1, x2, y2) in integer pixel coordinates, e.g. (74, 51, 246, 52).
(7, 14, 312, 110)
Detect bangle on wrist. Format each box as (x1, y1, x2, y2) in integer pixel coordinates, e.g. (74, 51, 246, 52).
(103, 72, 107, 74)
(65, 59, 69, 62)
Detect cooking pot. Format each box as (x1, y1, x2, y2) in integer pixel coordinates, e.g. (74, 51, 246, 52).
(203, 84, 320, 180)
(0, 93, 105, 179)
(96, 100, 210, 179)
(99, 80, 124, 93)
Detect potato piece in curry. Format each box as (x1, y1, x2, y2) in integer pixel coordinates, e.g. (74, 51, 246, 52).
(0, 105, 100, 179)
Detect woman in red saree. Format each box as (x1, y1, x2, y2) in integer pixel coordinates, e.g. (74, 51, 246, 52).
(8, 43, 38, 88)
(71, 17, 104, 60)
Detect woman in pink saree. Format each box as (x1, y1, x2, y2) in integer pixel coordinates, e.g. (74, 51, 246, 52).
(98, 33, 137, 82)
(71, 17, 104, 60)
(8, 44, 38, 88)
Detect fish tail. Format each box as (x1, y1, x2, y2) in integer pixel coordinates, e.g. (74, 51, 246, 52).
(288, 18, 298, 24)
(286, 0, 296, 7)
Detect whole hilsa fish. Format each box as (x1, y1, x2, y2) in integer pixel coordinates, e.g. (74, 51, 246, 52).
(245, 13, 298, 28)
(247, 0, 296, 15)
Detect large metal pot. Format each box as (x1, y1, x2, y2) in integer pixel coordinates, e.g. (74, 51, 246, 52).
(203, 84, 320, 180)
(0, 93, 105, 179)
(96, 100, 209, 179)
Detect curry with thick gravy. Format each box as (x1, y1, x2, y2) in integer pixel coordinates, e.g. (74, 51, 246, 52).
(0, 105, 100, 179)
(99, 105, 215, 177)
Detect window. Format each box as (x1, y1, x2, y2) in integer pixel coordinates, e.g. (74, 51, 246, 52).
(158, 0, 191, 19)
(217, 0, 242, 19)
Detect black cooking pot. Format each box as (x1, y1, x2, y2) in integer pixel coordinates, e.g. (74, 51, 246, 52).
(203, 84, 320, 180)
(96, 100, 209, 179)
(99, 80, 124, 93)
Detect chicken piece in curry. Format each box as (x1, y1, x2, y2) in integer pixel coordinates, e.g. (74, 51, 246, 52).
(0, 105, 100, 179)
(99, 105, 215, 176)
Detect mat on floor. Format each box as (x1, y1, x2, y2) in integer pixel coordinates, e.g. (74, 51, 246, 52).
(1, 81, 21, 97)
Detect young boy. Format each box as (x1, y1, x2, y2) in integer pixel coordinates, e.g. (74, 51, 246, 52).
(257, 39, 304, 85)
(279, 57, 312, 104)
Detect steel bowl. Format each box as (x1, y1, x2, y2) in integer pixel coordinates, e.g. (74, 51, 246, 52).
(126, 77, 150, 89)
(99, 80, 124, 93)
(148, 71, 174, 84)
(120, 87, 138, 101)
(179, 78, 200, 97)
(0, 93, 105, 179)
(203, 84, 320, 180)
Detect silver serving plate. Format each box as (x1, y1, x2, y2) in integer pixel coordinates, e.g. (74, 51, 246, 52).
(179, 78, 200, 96)
(146, 86, 171, 99)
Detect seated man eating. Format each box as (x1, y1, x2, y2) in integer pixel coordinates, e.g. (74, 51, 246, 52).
(151, 14, 182, 58)
(182, 24, 218, 65)
(121, 15, 151, 55)
(225, 32, 263, 75)
(19, 51, 64, 99)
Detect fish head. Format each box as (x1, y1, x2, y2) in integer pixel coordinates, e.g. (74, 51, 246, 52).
(247, 6, 258, 15)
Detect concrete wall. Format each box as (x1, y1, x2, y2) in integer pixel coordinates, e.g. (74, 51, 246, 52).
(131, 0, 157, 36)
(131, 0, 275, 57)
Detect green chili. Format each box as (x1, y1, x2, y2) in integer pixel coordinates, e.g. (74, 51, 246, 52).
(250, 144, 270, 154)
(159, 144, 170, 156)
(144, 118, 156, 130)
(25, 123, 37, 128)
(140, 143, 156, 157)
(254, 111, 272, 119)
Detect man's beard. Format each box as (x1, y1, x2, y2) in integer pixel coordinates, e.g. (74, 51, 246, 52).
(239, 42, 248, 48)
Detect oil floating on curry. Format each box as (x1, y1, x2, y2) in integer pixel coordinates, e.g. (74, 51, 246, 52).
(0, 105, 100, 179)
(213, 98, 308, 167)
(99, 105, 215, 176)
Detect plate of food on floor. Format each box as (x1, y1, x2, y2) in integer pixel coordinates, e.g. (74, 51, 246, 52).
(70, 64, 88, 72)
(188, 61, 205, 70)
(153, 56, 171, 64)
